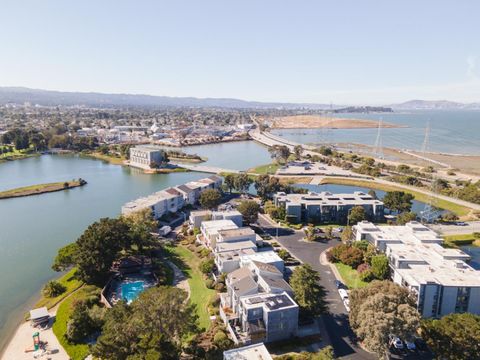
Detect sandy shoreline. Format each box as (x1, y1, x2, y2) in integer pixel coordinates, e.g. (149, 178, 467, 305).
(269, 115, 403, 129)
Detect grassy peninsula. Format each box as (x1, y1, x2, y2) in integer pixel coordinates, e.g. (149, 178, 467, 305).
(0, 179, 87, 199)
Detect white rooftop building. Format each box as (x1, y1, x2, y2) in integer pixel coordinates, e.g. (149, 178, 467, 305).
(353, 221, 480, 318)
(223, 343, 272, 360)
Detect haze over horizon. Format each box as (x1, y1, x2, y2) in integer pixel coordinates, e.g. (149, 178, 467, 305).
(1, 0, 479, 105)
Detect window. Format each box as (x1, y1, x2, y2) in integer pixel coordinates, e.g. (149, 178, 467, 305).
(455, 287, 470, 313)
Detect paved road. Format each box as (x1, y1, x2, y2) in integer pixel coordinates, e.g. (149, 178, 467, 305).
(257, 214, 375, 360)
(169, 162, 240, 174)
(428, 221, 480, 235)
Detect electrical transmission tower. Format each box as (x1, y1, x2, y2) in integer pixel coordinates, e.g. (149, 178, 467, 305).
(420, 121, 442, 223)
(373, 118, 384, 159)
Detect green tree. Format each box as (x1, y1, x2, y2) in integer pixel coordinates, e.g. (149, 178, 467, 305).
(421, 313, 480, 360)
(370, 255, 389, 280)
(349, 281, 420, 357)
(52, 243, 78, 271)
(254, 174, 282, 201)
(237, 200, 260, 225)
(383, 191, 414, 213)
(93, 287, 197, 360)
(290, 264, 327, 317)
(233, 173, 253, 193)
(42, 280, 66, 297)
(224, 174, 235, 193)
(348, 206, 366, 225)
(396, 211, 417, 225)
(293, 145, 303, 159)
(199, 188, 222, 210)
(75, 218, 131, 285)
(269, 145, 291, 164)
(66, 300, 97, 343)
(304, 225, 318, 242)
(367, 189, 377, 199)
(121, 208, 158, 252)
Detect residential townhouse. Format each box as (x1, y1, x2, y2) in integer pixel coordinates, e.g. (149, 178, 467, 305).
(189, 209, 242, 228)
(274, 191, 384, 224)
(353, 221, 480, 318)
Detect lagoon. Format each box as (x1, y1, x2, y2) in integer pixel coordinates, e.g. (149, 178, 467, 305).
(0, 140, 270, 352)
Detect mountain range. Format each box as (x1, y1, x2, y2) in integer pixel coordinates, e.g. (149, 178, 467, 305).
(0, 87, 479, 110)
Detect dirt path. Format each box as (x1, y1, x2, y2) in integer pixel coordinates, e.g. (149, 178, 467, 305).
(167, 261, 191, 299)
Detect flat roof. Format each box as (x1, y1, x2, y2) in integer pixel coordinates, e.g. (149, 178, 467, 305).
(218, 227, 255, 238)
(356, 221, 480, 287)
(241, 291, 297, 312)
(202, 220, 238, 235)
(275, 191, 383, 207)
(216, 240, 257, 253)
(240, 250, 283, 265)
(223, 343, 272, 360)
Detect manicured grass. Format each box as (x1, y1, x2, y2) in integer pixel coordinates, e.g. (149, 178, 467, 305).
(34, 268, 83, 310)
(83, 152, 126, 165)
(164, 245, 216, 330)
(334, 263, 368, 289)
(248, 163, 280, 175)
(444, 233, 480, 246)
(320, 177, 471, 217)
(0, 180, 85, 199)
(52, 285, 99, 360)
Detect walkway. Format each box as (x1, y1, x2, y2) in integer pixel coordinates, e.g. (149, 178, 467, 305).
(167, 260, 191, 300)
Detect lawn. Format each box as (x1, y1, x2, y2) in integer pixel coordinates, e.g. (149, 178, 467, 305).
(443, 233, 480, 246)
(164, 245, 216, 330)
(33, 268, 83, 310)
(319, 177, 471, 217)
(0, 145, 38, 162)
(52, 285, 99, 360)
(248, 162, 280, 175)
(334, 263, 368, 289)
(82, 152, 126, 165)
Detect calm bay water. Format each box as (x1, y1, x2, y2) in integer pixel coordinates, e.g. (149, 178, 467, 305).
(272, 110, 480, 155)
(0, 140, 270, 352)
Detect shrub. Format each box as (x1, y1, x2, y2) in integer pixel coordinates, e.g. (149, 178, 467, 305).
(357, 263, 370, 274)
(277, 249, 290, 261)
(353, 240, 369, 252)
(205, 279, 215, 289)
(213, 330, 232, 350)
(359, 269, 375, 282)
(339, 246, 364, 269)
(66, 301, 96, 343)
(370, 255, 390, 280)
(326, 244, 349, 263)
(214, 283, 225, 292)
(200, 258, 215, 274)
(42, 280, 67, 298)
(285, 214, 298, 224)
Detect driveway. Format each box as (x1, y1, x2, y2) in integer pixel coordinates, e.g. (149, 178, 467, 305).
(257, 214, 375, 360)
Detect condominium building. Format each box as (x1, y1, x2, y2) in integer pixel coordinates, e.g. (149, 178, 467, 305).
(121, 176, 222, 219)
(353, 221, 480, 318)
(121, 188, 183, 219)
(274, 191, 384, 224)
(189, 209, 243, 228)
(129, 145, 164, 169)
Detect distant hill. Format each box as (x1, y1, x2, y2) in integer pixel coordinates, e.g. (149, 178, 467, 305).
(0, 87, 332, 110)
(390, 99, 480, 110)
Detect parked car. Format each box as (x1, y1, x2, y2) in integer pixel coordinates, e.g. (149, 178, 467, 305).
(338, 288, 349, 300)
(334, 280, 346, 289)
(405, 340, 416, 351)
(456, 222, 468, 226)
(343, 298, 350, 312)
(389, 335, 404, 350)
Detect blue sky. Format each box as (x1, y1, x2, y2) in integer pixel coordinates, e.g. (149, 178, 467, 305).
(0, 0, 479, 104)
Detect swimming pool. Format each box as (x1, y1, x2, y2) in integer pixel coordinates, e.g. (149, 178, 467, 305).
(121, 281, 145, 304)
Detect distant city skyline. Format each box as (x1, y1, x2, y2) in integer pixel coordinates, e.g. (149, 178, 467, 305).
(0, 0, 479, 105)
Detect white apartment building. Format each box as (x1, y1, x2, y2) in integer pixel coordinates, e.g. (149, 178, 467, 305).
(353, 221, 480, 318)
(129, 145, 164, 170)
(274, 191, 384, 224)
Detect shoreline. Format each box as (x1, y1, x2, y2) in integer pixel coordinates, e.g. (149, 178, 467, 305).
(268, 115, 405, 129)
(0, 180, 86, 200)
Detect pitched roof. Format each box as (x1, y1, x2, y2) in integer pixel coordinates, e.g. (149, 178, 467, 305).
(251, 261, 282, 275)
(176, 184, 195, 193)
(228, 267, 251, 283)
(164, 187, 182, 196)
(231, 275, 258, 295)
(259, 274, 293, 293)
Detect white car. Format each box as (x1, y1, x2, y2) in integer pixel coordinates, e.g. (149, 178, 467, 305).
(389, 336, 404, 350)
(338, 288, 349, 300)
(343, 298, 350, 312)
